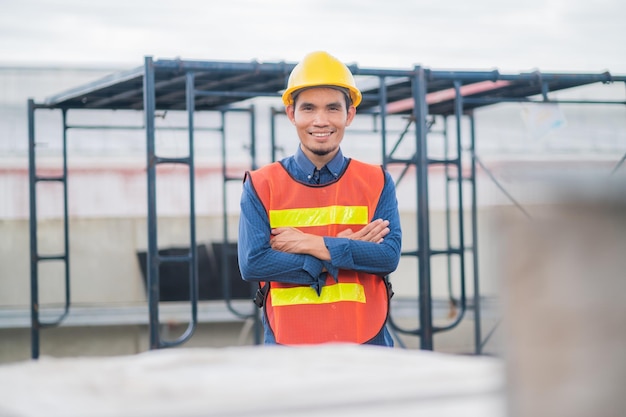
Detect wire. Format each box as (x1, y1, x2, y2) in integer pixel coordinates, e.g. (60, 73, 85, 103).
(474, 155, 533, 220)
(610, 151, 626, 175)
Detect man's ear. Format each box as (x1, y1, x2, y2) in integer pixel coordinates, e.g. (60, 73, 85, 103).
(345, 105, 357, 127)
(285, 105, 296, 125)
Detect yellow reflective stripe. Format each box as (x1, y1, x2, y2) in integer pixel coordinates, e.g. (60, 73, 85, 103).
(269, 205, 368, 228)
(271, 283, 366, 306)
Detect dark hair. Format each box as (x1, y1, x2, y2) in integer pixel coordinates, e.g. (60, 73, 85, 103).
(291, 86, 352, 109)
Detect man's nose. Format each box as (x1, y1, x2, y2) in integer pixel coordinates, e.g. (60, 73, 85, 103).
(313, 111, 329, 125)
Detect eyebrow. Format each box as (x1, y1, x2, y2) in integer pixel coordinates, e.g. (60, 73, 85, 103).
(297, 100, 345, 109)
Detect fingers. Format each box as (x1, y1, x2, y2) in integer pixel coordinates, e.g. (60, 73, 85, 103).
(270, 228, 300, 252)
(275, 220, 390, 246)
(271, 227, 292, 236)
(368, 219, 390, 243)
(337, 219, 390, 242)
(337, 228, 354, 238)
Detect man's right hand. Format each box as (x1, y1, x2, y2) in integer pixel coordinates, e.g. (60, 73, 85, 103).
(337, 218, 390, 243)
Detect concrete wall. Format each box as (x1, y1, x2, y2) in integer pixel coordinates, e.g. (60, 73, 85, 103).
(0, 210, 505, 308)
(0, 206, 507, 363)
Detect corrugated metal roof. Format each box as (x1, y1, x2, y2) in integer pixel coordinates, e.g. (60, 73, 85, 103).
(41, 57, 624, 115)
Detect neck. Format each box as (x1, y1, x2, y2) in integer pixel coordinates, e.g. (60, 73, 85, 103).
(301, 147, 337, 170)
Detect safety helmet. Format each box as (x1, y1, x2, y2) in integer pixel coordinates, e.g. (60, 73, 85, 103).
(282, 51, 362, 107)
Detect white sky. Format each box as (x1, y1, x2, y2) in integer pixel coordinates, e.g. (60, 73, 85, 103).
(1, 0, 625, 73)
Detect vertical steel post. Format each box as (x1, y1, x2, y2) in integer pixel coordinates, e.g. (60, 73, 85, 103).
(143, 56, 160, 349)
(452, 80, 468, 333)
(379, 76, 388, 168)
(412, 67, 433, 350)
(186, 71, 199, 333)
(248, 106, 262, 344)
(469, 113, 483, 354)
(443, 116, 453, 298)
(219, 110, 229, 296)
(249, 105, 258, 171)
(27, 99, 40, 359)
(61, 109, 71, 316)
(270, 108, 278, 163)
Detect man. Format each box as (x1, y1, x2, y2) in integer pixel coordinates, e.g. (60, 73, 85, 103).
(238, 51, 402, 346)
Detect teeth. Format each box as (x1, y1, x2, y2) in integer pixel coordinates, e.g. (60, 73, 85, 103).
(312, 132, 331, 137)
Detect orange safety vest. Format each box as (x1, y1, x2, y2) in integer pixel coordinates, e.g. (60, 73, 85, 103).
(248, 159, 391, 345)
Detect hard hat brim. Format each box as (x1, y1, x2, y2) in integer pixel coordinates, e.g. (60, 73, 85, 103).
(282, 83, 362, 107)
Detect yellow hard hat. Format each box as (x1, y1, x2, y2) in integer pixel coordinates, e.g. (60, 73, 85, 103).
(282, 51, 362, 107)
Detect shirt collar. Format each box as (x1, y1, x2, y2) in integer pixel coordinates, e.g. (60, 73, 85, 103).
(294, 146, 345, 178)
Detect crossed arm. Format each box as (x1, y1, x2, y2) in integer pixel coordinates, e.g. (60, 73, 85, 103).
(238, 172, 401, 283)
(270, 218, 391, 260)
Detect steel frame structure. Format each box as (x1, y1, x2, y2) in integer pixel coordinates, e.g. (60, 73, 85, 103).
(27, 56, 626, 358)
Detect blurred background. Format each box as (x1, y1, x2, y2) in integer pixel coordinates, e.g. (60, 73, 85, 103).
(1, 0, 625, 365)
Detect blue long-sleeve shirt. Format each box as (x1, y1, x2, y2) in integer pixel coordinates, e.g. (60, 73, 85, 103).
(238, 147, 402, 346)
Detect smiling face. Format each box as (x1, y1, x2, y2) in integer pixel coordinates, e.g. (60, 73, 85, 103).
(286, 87, 356, 168)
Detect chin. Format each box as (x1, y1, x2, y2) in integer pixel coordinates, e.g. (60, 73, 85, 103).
(312, 146, 336, 157)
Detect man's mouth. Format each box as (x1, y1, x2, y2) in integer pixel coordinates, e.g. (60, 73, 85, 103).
(311, 131, 333, 138)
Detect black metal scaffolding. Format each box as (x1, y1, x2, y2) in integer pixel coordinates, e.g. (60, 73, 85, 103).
(27, 56, 626, 358)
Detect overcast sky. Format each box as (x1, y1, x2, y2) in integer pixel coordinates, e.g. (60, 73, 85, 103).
(1, 0, 625, 74)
